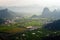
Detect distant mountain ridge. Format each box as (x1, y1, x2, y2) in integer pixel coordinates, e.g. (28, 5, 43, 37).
(0, 6, 60, 20)
(0, 8, 16, 19)
(40, 7, 60, 19)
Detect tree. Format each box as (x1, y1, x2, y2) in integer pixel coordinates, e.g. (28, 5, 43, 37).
(0, 18, 5, 24)
(44, 20, 60, 30)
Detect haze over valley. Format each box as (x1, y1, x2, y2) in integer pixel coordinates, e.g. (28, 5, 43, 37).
(0, 0, 60, 40)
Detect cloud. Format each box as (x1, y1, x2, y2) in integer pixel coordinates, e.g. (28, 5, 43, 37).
(0, 0, 60, 8)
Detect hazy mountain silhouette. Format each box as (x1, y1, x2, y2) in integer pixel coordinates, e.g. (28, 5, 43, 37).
(40, 7, 60, 19)
(0, 8, 18, 19)
(41, 7, 52, 18)
(31, 15, 39, 18)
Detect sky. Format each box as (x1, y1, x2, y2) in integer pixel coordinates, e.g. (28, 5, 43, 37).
(0, 0, 60, 8)
(0, 0, 60, 15)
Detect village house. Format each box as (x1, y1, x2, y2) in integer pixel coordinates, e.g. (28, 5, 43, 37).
(26, 26, 40, 30)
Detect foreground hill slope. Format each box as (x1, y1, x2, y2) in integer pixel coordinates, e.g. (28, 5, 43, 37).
(44, 20, 60, 30)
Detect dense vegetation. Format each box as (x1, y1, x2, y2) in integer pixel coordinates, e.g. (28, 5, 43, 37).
(0, 18, 60, 40)
(44, 20, 60, 30)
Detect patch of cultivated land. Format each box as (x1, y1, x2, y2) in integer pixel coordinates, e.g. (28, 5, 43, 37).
(5, 28, 27, 33)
